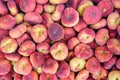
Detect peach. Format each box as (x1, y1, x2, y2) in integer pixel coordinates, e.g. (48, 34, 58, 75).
(0, 74, 11, 80)
(50, 42, 68, 60)
(78, 28, 95, 43)
(49, 0, 68, 4)
(9, 24, 27, 38)
(19, 0, 36, 13)
(44, 4, 56, 13)
(67, 37, 80, 50)
(36, 0, 48, 4)
(0, 36, 18, 53)
(86, 57, 101, 73)
(16, 33, 31, 46)
(116, 58, 120, 69)
(73, 18, 87, 32)
(92, 67, 108, 80)
(77, 0, 94, 16)
(83, 6, 102, 24)
(30, 52, 45, 68)
(108, 70, 120, 80)
(0, 58, 11, 75)
(0, 0, 8, 15)
(117, 25, 120, 36)
(107, 12, 120, 30)
(52, 4, 65, 21)
(103, 56, 117, 69)
(34, 66, 43, 74)
(14, 57, 32, 75)
(30, 24, 47, 43)
(48, 23, 64, 41)
(34, 4, 43, 14)
(7, 0, 18, 16)
(56, 61, 70, 78)
(60, 71, 75, 80)
(0, 50, 5, 59)
(98, 0, 114, 17)
(5, 52, 21, 61)
(42, 58, 58, 74)
(111, 0, 120, 9)
(69, 57, 86, 72)
(22, 71, 38, 80)
(88, 41, 98, 49)
(15, 13, 24, 24)
(75, 69, 89, 80)
(66, 51, 75, 62)
(18, 40, 35, 56)
(74, 43, 93, 59)
(42, 13, 54, 27)
(39, 72, 58, 80)
(107, 38, 120, 55)
(95, 28, 109, 45)
(0, 15, 16, 30)
(90, 18, 107, 30)
(37, 42, 50, 54)
(24, 12, 42, 25)
(95, 46, 113, 63)
(66, 0, 79, 9)
(61, 7, 79, 27)
(63, 28, 76, 41)
(0, 29, 9, 42)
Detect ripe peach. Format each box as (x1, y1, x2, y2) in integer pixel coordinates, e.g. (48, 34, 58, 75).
(48, 23, 64, 41)
(0, 0, 8, 15)
(30, 52, 45, 68)
(69, 57, 86, 72)
(50, 42, 68, 60)
(78, 28, 95, 43)
(83, 6, 102, 24)
(61, 7, 79, 27)
(108, 70, 120, 80)
(44, 4, 56, 13)
(42, 58, 58, 74)
(111, 0, 120, 9)
(95, 28, 109, 45)
(9, 24, 27, 38)
(24, 12, 42, 25)
(88, 41, 98, 49)
(0, 15, 16, 30)
(49, 0, 68, 4)
(0, 36, 18, 53)
(0, 29, 9, 42)
(30, 24, 47, 43)
(15, 13, 24, 24)
(34, 4, 43, 14)
(14, 57, 32, 75)
(19, 0, 36, 13)
(18, 40, 35, 56)
(36, 0, 48, 4)
(56, 61, 70, 78)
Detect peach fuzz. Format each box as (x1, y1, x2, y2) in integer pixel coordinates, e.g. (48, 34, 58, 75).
(15, 13, 24, 24)
(0, 15, 16, 30)
(0, 36, 18, 53)
(50, 42, 68, 60)
(13, 57, 32, 75)
(0, 0, 8, 15)
(9, 24, 27, 38)
(7, 0, 18, 16)
(42, 58, 59, 74)
(69, 57, 86, 72)
(18, 40, 35, 56)
(30, 52, 45, 68)
(49, 0, 68, 4)
(30, 24, 47, 43)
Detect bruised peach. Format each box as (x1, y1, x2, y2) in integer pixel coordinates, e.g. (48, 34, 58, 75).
(19, 0, 36, 13)
(0, 36, 18, 53)
(49, 0, 68, 4)
(0, 58, 11, 75)
(0, 15, 16, 30)
(30, 24, 47, 43)
(83, 6, 102, 24)
(9, 24, 27, 38)
(14, 57, 32, 75)
(50, 42, 68, 60)
(18, 40, 35, 56)
(42, 58, 58, 74)
(30, 52, 45, 68)
(0, 0, 8, 15)
(34, 4, 43, 14)
(74, 43, 93, 59)
(24, 12, 42, 25)
(48, 23, 64, 41)
(56, 61, 70, 78)
(22, 71, 38, 80)
(61, 7, 79, 27)
(78, 28, 95, 43)
(15, 13, 24, 24)
(36, 0, 48, 4)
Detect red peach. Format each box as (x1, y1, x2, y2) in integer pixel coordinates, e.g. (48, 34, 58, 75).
(49, 0, 68, 4)
(116, 58, 120, 69)
(0, 29, 9, 42)
(36, 0, 48, 4)
(34, 4, 43, 14)
(0, 0, 8, 15)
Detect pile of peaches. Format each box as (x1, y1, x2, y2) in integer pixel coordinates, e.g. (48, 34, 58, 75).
(0, 0, 120, 80)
